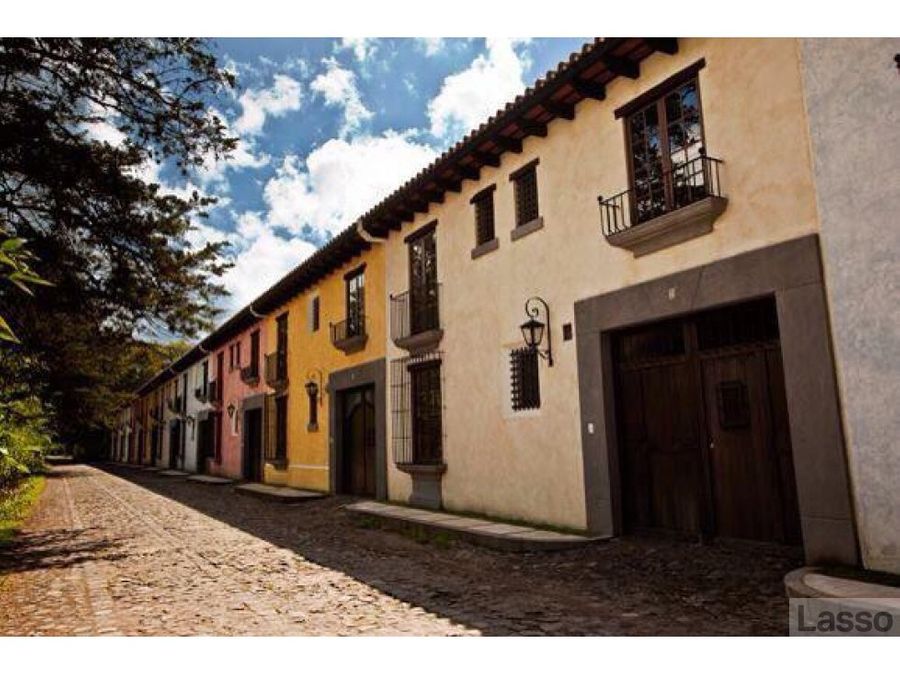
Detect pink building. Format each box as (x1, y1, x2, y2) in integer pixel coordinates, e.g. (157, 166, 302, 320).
(205, 320, 268, 480)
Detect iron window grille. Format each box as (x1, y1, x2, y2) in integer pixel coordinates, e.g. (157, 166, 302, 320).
(390, 351, 444, 466)
(510, 347, 541, 411)
(512, 163, 539, 227)
(471, 185, 496, 246)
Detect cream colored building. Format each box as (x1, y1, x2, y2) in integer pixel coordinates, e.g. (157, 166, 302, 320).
(365, 38, 864, 568)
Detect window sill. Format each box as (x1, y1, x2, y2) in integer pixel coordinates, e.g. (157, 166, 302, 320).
(470, 237, 499, 259)
(510, 216, 544, 242)
(606, 195, 728, 257)
(307, 422, 319, 433)
(396, 462, 447, 477)
(266, 458, 288, 471)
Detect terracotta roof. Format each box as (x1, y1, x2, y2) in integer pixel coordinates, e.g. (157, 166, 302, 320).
(131, 37, 679, 400)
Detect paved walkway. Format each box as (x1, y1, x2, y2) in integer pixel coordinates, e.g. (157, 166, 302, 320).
(0, 464, 801, 635)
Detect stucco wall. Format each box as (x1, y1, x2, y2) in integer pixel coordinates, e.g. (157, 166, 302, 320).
(800, 38, 900, 573)
(384, 38, 821, 530)
(263, 241, 386, 491)
(183, 358, 212, 473)
(207, 321, 268, 479)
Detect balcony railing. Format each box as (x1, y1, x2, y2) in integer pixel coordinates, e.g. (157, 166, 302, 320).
(240, 364, 260, 385)
(598, 152, 725, 255)
(167, 395, 183, 414)
(264, 352, 288, 390)
(208, 379, 221, 405)
(391, 284, 442, 351)
(330, 313, 367, 353)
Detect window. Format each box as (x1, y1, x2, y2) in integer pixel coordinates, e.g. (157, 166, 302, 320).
(410, 360, 443, 464)
(235, 341, 241, 368)
(626, 76, 705, 223)
(345, 267, 365, 338)
(471, 185, 496, 246)
(511, 160, 539, 227)
(276, 313, 288, 381)
(228, 344, 235, 371)
(309, 296, 320, 332)
(249, 330, 260, 376)
(265, 394, 288, 463)
(407, 224, 439, 335)
(510, 347, 541, 411)
(201, 360, 209, 395)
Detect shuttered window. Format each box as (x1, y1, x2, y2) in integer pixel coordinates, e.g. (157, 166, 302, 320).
(510, 347, 541, 411)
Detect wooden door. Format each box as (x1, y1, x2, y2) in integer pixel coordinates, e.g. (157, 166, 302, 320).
(243, 408, 263, 482)
(169, 421, 181, 469)
(619, 360, 704, 535)
(341, 386, 376, 496)
(701, 347, 800, 544)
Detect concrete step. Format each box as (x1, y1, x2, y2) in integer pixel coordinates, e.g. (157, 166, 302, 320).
(235, 483, 327, 503)
(157, 469, 190, 477)
(345, 500, 607, 552)
(187, 475, 235, 486)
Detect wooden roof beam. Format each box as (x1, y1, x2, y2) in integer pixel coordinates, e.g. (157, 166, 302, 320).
(456, 164, 480, 181)
(436, 177, 461, 193)
(473, 150, 500, 168)
(424, 189, 445, 204)
(645, 38, 679, 55)
(518, 121, 547, 138)
(602, 54, 639, 79)
(543, 100, 575, 120)
(494, 136, 523, 153)
(572, 79, 606, 100)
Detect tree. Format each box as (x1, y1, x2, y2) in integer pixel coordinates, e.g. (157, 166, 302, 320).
(0, 39, 236, 451)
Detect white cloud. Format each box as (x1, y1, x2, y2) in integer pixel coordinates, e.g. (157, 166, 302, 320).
(262, 131, 437, 240)
(219, 213, 318, 311)
(427, 38, 531, 140)
(234, 74, 303, 136)
(416, 38, 446, 56)
(310, 58, 373, 137)
(338, 38, 377, 62)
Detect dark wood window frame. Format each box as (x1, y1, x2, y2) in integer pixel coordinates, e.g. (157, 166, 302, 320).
(311, 296, 320, 332)
(509, 158, 542, 240)
(249, 330, 260, 377)
(344, 265, 366, 338)
(470, 184, 497, 254)
(618, 60, 708, 224)
(408, 359, 443, 465)
(275, 312, 289, 381)
(406, 222, 439, 336)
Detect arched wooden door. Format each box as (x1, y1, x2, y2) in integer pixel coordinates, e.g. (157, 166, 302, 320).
(341, 385, 376, 497)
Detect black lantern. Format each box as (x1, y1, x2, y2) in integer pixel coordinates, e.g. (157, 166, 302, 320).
(226, 402, 236, 419)
(520, 296, 553, 366)
(304, 380, 319, 402)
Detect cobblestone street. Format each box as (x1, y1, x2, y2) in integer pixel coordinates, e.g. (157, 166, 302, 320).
(0, 464, 800, 635)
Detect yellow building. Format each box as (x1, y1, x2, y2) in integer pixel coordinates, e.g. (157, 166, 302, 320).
(256, 225, 387, 496)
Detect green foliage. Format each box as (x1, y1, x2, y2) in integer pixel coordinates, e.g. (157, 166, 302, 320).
(0, 236, 52, 342)
(0, 39, 237, 449)
(0, 394, 52, 490)
(0, 475, 46, 546)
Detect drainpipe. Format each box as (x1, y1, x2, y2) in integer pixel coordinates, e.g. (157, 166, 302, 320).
(356, 218, 387, 245)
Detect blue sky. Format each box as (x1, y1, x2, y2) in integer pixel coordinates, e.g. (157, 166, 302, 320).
(153, 38, 589, 320)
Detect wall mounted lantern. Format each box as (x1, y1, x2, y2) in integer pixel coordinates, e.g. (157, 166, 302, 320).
(520, 296, 553, 366)
(226, 402, 236, 419)
(305, 369, 324, 405)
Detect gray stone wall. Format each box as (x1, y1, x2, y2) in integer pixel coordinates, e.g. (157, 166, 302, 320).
(800, 38, 900, 573)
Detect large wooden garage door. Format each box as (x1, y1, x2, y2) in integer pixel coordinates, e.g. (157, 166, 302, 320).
(613, 297, 801, 544)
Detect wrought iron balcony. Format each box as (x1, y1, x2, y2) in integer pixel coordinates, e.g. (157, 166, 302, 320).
(239, 364, 260, 386)
(167, 395, 183, 414)
(208, 379, 221, 405)
(598, 151, 726, 257)
(264, 352, 288, 390)
(391, 283, 442, 352)
(330, 313, 367, 354)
